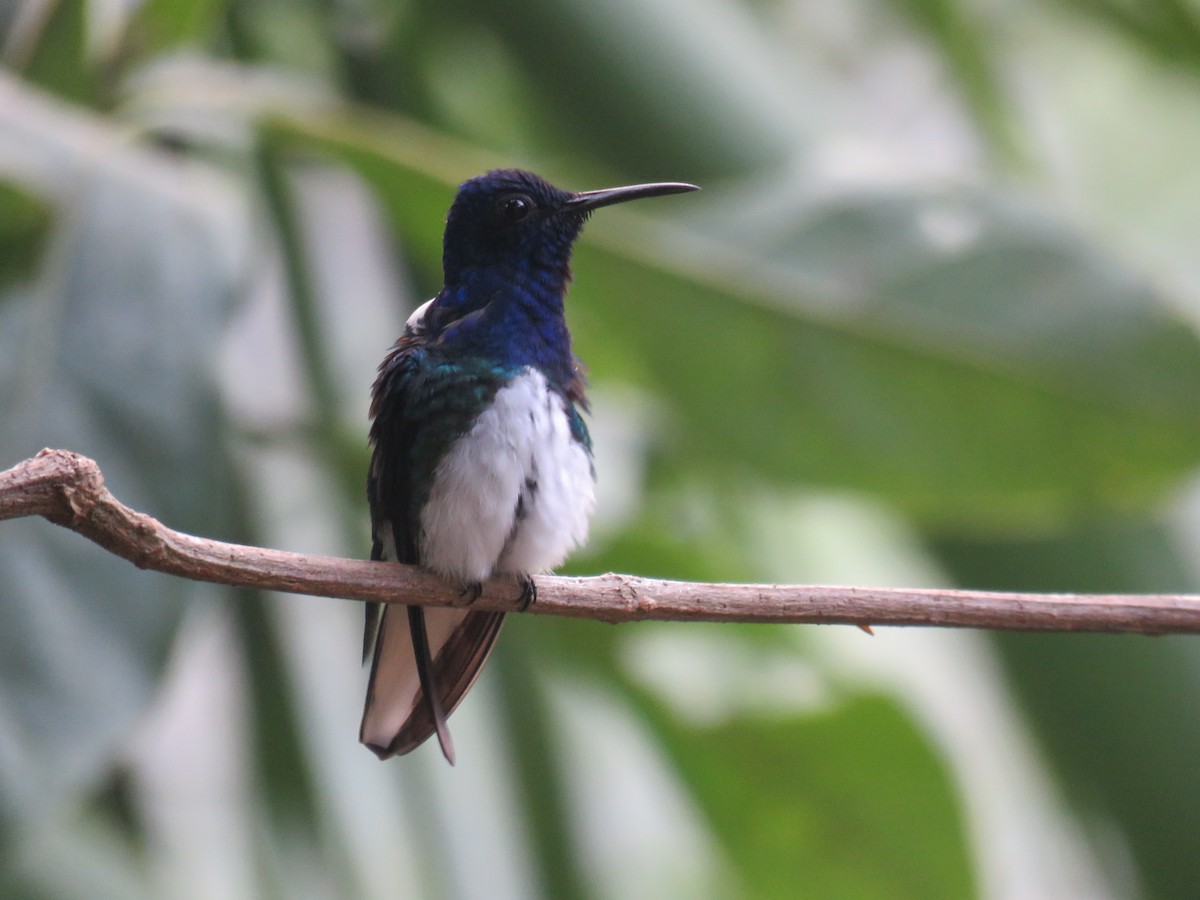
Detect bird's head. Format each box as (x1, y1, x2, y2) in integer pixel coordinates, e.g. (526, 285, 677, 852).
(426, 170, 696, 381)
(441, 169, 697, 288)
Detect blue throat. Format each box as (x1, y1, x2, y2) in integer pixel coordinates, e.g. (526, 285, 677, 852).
(426, 260, 578, 392)
(420, 168, 589, 391)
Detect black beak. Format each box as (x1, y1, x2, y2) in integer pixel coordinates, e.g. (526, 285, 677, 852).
(564, 181, 700, 213)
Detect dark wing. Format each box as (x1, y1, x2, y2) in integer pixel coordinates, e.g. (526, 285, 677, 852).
(360, 337, 508, 763)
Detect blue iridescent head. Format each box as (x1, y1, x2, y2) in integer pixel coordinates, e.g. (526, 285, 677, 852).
(429, 169, 697, 382)
(442, 169, 698, 288)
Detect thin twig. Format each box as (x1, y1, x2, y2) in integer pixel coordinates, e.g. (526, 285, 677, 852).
(3, 449, 1199, 635)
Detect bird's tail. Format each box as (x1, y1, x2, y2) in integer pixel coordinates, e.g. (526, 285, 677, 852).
(359, 604, 505, 763)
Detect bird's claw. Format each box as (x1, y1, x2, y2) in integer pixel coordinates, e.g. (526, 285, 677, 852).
(516, 576, 537, 612)
(461, 582, 483, 604)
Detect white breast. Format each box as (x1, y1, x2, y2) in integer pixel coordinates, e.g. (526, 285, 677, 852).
(418, 368, 595, 584)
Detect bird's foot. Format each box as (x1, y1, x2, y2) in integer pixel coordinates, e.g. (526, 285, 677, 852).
(460, 582, 483, 604)
(516, 575, 537, 612)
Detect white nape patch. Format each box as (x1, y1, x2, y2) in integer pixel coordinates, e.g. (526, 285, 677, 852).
(419, 369, 595, 584)
(406, 298, 434, 332)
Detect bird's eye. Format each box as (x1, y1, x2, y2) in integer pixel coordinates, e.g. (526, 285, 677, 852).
(501, 195, 533, 221)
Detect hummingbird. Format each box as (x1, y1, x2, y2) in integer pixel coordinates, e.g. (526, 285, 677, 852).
(359, 169, 698, 763)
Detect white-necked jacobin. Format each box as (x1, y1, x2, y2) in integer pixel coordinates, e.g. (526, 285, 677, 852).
(360, 169, 698, 763)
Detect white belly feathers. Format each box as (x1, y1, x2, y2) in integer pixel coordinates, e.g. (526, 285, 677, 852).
(417, 368, 594, 584)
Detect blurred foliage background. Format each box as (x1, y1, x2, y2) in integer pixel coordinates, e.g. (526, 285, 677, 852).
(2, 0, 1200, 897)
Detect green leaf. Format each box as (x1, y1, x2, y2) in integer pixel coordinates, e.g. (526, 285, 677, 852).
(0, 180, 52, 290)
(1058, 0, 1200, 69)
(127, 0, 229, 56)
(580, 186, 1200, 524)
(234, 595, 322, 832)
(895, 0, 1025, 165)
(935, 519, 1200, 897)
(637, 687, 972, 899)
(416, 0, 803, 179)
(0, 78, 246, 834)
(509, 607, 972, 899)
(5, 0, 94, 106)
(491, 649, 592, 900)
(268, 109, 1200, 528)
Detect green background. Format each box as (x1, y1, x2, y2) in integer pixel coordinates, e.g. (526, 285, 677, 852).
(2, 0, 1200, 897)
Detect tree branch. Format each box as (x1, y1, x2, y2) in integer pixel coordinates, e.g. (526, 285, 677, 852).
(3, 449, 1199, 635)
